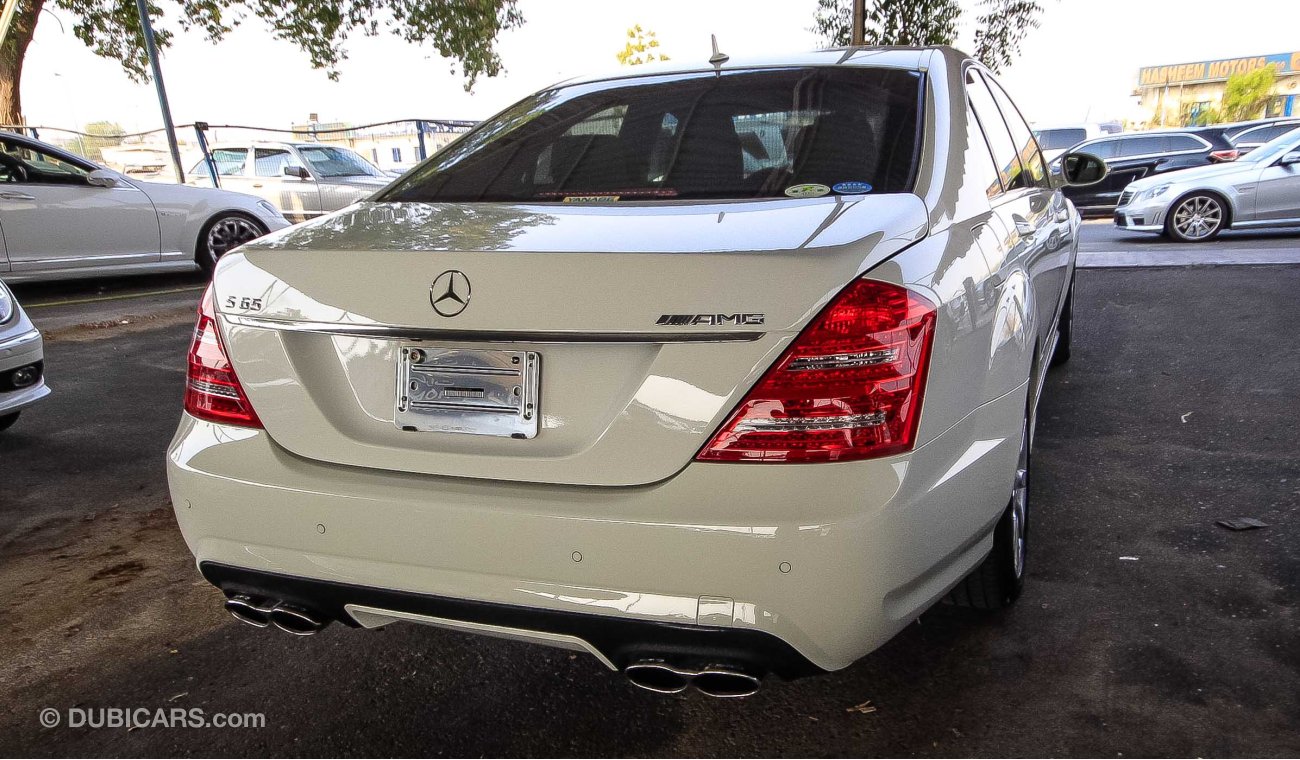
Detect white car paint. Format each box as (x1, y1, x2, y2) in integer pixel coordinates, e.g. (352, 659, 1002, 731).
(0, 279, 49, 427)
(167, 47, 1092, 690)
(0, 132, 290, 283)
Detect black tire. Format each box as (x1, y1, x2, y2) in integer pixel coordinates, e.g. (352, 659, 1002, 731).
(197, 213, 267, 274)
(0, 411, 20, 432)
(1050, 276, 1073, 367)
(948, 420, 1029, 610)
(1164, 192, 1227, 243)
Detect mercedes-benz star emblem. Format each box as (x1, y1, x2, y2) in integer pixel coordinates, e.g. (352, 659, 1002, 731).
(430, 270, 471, 317)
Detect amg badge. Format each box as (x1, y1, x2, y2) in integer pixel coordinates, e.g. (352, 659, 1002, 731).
(656, 313, 765, 326)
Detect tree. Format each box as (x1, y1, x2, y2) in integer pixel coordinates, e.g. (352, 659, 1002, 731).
(616, 23, 669, 66)
(813, 0, 958, 47)
(1218, 66, 1277, 123)
(812, 0, 1046, 72)
(0, 0, 523, 125)
(972, 0, 1043, 72)
(70, 119, 125, 161)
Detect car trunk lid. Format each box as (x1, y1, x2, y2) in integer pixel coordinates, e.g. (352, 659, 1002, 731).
(214, 197, 927, 486)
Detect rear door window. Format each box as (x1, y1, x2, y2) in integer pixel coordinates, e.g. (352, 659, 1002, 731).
(210, 148, 249, 176)
(1034, 128, 1087, 150)
(982, 74, 1048, 187)
(1165, 135, 1207, 152)
(965, 105, 1004, 200)
(1116, 136, 1168, 158)
(965, 70, 1027, 191)
(381, 67, 925, 202)
(1079, 139, 1118, 160)
(254, 148, 305, 177)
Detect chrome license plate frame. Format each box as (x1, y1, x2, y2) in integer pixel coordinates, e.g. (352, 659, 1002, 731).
(394, 346, 540, 438)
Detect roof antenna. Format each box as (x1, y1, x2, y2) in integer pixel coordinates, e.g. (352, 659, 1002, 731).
(709, 34, 729, 69)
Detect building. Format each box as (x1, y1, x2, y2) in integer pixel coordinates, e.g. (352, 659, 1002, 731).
(1135, 51, 1300, 126)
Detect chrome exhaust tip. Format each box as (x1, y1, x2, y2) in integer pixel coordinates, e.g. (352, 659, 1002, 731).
(624, 662, 691, 695)
(624, 661, 763, 697)
(692, 668, 763, 698)
(224, 595, 271, 628)
(268, 604, 328, 636)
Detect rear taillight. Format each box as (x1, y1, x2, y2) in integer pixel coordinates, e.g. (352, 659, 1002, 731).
(184, 285, 262, 428)
(697, 279, 936, 463)
(1209, 149, 1239, 162)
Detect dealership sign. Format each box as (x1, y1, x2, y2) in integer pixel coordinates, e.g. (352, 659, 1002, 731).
(1139, 51, 1299, 87)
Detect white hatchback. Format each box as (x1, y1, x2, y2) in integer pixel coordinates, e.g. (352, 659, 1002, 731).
(167, 46, 1105, 696)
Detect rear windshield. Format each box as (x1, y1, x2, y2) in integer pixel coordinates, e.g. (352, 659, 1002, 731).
(1034, 128, 1087, 150)
(379, 67, 924, 203)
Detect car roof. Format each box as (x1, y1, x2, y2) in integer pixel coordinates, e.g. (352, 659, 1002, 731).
(1084, 128, 1217, 140)
(205, 141, 359, 150)
(551, 45, 958, 90)
(1233, 119, 1300, 132)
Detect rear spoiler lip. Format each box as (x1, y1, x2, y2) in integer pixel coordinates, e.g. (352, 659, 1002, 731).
(222, 313, 765, 344)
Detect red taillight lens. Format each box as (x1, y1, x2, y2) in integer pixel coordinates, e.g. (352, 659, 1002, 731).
(1209, 149, 1239, 162)
(184, 286, 262, 428)
(697, 279, 936, 463)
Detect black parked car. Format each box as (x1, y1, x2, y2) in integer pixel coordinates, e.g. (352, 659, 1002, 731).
(1224, 118, 1300, 155)
(1060, 127, 1238, 214)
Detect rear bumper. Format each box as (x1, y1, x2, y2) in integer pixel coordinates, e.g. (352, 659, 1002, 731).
(202, 561, 822, 678)
(167, 383, 1024, 673)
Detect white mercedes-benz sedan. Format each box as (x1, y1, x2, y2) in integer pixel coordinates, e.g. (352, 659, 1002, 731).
(0, 132, 290, 283)
(167, 46, 1105, 697)
(0, 279, 48, 431)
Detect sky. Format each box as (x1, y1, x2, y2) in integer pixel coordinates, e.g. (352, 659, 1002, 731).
(16, 0, 1300, 135)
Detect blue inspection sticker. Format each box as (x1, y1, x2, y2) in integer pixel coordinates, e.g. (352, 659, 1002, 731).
(832, 181, 873, 195)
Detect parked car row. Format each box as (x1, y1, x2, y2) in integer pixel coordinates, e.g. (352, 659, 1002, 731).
(1115, 126, 1300, 241)
(0, 131, 290, 283)
(1052, 117, 1300, 218)
(1059, 126, 1240, 213)
(1032, 122, 1120, 163)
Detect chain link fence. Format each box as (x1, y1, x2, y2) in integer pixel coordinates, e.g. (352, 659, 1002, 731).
(1, 119, 475, 186)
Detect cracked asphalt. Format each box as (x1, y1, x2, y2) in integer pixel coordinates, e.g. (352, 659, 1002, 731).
(1, 243, 1297, 756)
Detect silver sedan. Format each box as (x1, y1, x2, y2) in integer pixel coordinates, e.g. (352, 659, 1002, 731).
(1115, 127, 1300, 242)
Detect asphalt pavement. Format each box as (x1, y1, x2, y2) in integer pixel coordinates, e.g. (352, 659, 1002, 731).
(1, 226, 1297, 757)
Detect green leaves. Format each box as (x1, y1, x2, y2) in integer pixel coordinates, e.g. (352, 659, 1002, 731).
(812, 0, 1047, 72)
(972, 0, 1044, 72)
(1218, 66, 1278, 122)
(812, 0, 958, 48)
(48, 0, 522, 88)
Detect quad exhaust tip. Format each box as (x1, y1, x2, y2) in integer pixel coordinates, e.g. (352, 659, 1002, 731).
(224, 595, 328, 635)
(624, 661, 763, 698)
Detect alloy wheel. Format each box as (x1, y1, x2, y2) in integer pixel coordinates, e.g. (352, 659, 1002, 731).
(1171, 196, 1223, 240)
(207, 216, 264, 261)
